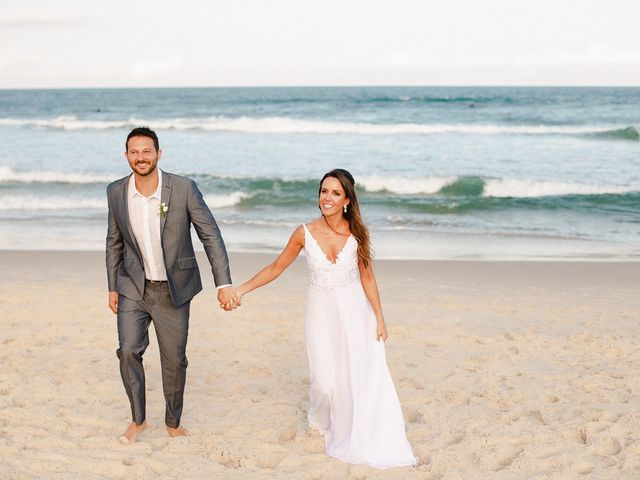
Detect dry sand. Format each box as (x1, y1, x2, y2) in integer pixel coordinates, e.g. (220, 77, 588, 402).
(0, 251, 639, 479)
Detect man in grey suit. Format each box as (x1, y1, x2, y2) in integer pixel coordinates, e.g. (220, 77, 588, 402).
(106, 127, 239, 443)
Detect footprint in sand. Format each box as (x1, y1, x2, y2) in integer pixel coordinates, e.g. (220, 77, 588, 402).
(302, 434, 324, 453)
(405, 407, 426, 424)
(576, 427, 589, 445)
(146, 458, 170, 475)
(248, 366, 272, 377)
(598, 411, 621, 423)
(600, 456, 618, 467)
(571, 460, 594, 474)
(592, 437, 622, 456)
(149, 437, 170, 450)
(444, 391, 470, 406)
(534, 448, 562, 460)
(277, 427, 297, 443)
(628, 440, 640, 455)
(443, 433, 464, 446)
(0, 385, 13, 396)
(622, 455, 640, 473)
(256, 454, 285, 469)
(475, 446, 523, 472)
(526, 410, 546, 425)
(209, 449, 243, 469)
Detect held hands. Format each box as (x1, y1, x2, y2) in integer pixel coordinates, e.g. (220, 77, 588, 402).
(218, 286, 242, 312)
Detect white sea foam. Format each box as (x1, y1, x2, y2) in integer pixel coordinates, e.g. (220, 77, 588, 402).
(0, 116, 132, 130)
(0, 190, 249, 211)
(0, 195, 106, 210)
(359, 174, 639, 197)
(359, 175, 456, 195)
(0, 166, 112, 184)
(482, 179, 640, 198)
(203, 191, 249, 208)
(0, 115, 628, 136)
(220, 219, 298, 228)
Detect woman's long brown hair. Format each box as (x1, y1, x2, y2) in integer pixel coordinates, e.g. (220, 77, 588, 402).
(319, 169, 373, 268)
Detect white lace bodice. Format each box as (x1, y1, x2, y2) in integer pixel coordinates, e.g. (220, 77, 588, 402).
(302, 224, 360, 291)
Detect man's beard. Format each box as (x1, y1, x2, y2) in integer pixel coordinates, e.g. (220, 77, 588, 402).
(134, 162, 157, 176)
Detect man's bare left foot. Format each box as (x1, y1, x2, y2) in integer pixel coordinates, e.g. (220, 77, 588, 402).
(119, 420, 148, 444)
(167, 426, 189, 438)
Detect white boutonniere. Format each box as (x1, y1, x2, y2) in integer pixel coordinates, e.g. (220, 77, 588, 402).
(159, 202, 169, 216)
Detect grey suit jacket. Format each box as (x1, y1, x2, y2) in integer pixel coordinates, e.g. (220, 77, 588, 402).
(106, 171, 232, 307)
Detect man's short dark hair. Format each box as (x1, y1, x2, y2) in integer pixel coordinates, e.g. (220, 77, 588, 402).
(126, 127, 159, 152)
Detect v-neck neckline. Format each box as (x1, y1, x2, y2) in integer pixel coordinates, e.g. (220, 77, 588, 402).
(304, 224, 353, 265)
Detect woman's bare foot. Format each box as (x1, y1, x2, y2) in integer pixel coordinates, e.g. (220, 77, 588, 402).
(119, 420, 148, 444)
(167, 426, 189, 438)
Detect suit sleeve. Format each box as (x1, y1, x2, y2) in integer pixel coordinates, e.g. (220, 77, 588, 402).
(187, 180, 232, 287)
(105, 187, 124, 291)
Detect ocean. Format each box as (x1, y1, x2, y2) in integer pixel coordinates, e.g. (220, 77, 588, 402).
(0, 86, 638, 260)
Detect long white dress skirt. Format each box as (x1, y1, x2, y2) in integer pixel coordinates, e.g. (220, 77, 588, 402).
(304, 280, 417, 468)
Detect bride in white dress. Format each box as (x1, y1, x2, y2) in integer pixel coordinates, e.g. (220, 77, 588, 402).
(236, 169, 417, 468)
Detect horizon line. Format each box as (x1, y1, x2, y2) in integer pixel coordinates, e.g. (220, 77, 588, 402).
(1, 84, 639, 91)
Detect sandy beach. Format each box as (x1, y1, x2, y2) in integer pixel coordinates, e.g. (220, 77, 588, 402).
(0, 251, 639, 479)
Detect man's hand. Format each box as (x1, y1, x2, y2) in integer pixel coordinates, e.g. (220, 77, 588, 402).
(108, 291, 119, 314)
(217, 286, 241, 311)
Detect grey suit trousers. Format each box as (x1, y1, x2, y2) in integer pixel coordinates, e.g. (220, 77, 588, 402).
(117, 281, 189, 428)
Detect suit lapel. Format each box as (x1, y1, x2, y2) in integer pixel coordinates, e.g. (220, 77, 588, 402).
(120, 174, 143, 261)
(160, 170, 172, 237)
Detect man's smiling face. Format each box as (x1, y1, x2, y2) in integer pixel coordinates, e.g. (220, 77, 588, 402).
(125, 136, 161, 176)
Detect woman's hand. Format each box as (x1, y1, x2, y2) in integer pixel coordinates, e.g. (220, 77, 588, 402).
(376, 321, 388, 342)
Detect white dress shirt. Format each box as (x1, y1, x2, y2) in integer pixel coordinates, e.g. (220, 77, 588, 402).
(128, 171, 168, 281)
(127, 171, 232, 290)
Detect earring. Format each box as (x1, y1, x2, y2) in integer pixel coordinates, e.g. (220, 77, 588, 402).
(343, 205, 347, 213)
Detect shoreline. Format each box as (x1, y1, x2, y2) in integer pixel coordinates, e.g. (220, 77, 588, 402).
(2, 219, 638, 263)
(2, 249, 640, 281)
(2, 251, 639, 293)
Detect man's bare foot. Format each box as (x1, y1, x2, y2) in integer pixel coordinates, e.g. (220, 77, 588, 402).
(119, 420, 148, 444)
(167, 426, 189, 438)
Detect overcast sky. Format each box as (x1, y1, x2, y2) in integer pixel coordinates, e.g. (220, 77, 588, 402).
(1, 0, 638, 88)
